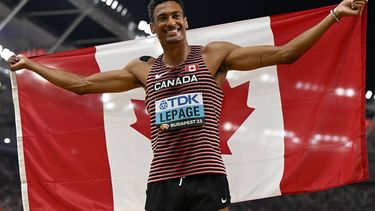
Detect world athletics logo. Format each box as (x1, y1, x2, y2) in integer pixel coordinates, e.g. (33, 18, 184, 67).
(159, 100, 168, 110)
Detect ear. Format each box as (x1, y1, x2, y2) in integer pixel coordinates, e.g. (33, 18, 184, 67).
(184, 17, 189, 29)
(150, 22, 156, 34)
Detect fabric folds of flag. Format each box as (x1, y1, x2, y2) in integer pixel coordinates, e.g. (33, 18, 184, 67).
(11, 5, 368, 211)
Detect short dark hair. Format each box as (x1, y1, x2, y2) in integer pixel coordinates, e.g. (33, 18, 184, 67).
(148, 0, 185, 22)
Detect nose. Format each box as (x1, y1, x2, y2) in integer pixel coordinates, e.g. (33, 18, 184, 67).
(166, 16, 176, 26)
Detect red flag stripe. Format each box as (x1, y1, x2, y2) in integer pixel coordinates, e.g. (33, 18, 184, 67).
(16, 47, 114, 210)
(271, 6, 369, 194)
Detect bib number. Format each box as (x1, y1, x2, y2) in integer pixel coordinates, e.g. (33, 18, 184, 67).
(155, 93, 205, 131)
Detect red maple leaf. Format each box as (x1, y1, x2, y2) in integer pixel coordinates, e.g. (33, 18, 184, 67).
(130, 80, 254, 155)
(219, 80, 255, 155)
(130, 99, 151, 139)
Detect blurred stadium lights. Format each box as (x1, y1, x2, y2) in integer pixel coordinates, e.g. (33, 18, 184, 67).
(138, 20, 153, 36)
(111, 1, 118, 10)
(3, 138, 11, 144)
(105, 0, 112, 6)
(0, 44, 15, 62)
(97, 0, 129, 17)
(366, 90, 374, 100)
(116, 4, 123, 13)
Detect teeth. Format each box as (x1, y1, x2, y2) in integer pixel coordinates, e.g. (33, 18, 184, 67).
(167, 29, 178, 33)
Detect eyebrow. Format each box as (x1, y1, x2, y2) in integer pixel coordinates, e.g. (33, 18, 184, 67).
(156, 11, 183, 19)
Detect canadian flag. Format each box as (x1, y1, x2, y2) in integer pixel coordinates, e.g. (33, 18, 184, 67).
(11, 6, 368, 211)
(185, 64, 199, 72)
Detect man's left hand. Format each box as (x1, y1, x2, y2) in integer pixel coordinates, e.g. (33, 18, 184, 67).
(335, 0, 368, 18)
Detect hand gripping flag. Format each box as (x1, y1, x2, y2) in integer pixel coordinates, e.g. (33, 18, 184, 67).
(11, 5, 368, 211)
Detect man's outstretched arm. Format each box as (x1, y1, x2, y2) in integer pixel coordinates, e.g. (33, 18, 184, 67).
(216, 0, 367, 71)
(7, 54, 148, 95)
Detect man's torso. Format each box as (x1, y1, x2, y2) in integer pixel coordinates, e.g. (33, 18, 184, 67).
(144, 45, 226, 183)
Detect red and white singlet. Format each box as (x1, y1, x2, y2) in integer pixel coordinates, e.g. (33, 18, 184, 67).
(145, 46, 226, 183)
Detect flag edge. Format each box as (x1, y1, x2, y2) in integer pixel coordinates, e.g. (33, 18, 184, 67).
(10, 71, 30, 211)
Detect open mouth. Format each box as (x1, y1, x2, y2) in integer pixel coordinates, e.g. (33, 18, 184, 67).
(165, 28, 180, 36)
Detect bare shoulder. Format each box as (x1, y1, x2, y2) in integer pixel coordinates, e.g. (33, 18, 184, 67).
(125, 56, 156, 74)
(125, 56, 156, 85)
(203, 41, 239, 55)
(201, 42, 240, 77)
(126, 56, 156, 70)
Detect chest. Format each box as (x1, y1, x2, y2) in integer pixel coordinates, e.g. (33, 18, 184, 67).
(146, 62, 220, 107)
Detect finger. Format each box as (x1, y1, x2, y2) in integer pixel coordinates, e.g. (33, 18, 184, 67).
(7, 59, 16, 65)
(351, 0, 367, 6)
(351, 2, 365, 10)
(350, 1, 366, 5)
(353, 2, 366, 9)
(10, 59, 19, 65)
(8, 62, 21, 71)
(352, 1, 366, 5)
(7, 55, 21, 68)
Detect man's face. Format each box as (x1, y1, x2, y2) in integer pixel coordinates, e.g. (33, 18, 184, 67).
(150, 1, 188, 44)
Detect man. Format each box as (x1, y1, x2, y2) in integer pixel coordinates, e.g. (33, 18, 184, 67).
(7, 0, 367, 210)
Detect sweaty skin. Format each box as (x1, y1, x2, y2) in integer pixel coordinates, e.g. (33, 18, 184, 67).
(6, 0, 368, 210)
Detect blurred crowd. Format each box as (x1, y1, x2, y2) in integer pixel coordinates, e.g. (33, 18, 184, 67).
(0, 154, 22, 211)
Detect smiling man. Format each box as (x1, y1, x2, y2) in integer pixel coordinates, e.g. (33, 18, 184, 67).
(7, 0, 368, 210)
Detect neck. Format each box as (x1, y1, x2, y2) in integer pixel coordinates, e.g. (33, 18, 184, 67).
(162, 42, 190, 67)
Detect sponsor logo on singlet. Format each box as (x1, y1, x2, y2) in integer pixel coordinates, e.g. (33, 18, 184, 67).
(155, 92, 205, 130)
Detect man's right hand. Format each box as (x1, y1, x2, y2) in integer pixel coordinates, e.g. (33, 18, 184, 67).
(7, 54, 30, 72)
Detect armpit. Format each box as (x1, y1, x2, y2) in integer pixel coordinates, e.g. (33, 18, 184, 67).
(139, 56, 152, 63)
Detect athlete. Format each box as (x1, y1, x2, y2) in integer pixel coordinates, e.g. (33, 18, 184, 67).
(7, 0, 367, 210)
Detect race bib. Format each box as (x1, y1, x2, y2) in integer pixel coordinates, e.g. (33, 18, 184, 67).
(155, 92, 205, 131)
